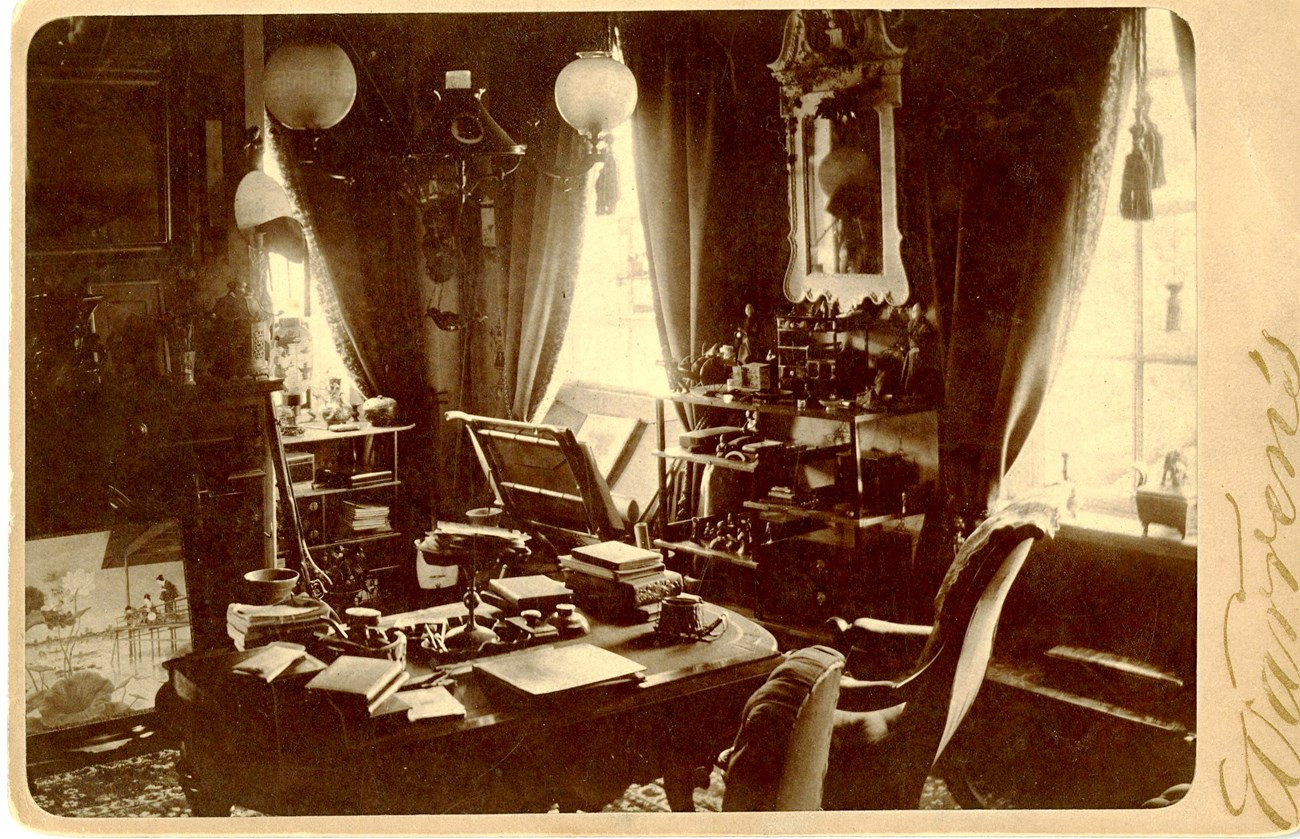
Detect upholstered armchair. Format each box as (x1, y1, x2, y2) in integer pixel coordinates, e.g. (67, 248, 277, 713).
(720, 500, 1059, 811)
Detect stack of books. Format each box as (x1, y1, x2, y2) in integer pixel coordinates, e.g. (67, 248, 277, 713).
(342, 501, 391, 534)
(559, 541, 681, 620)
(561, 541, 664, 580)
(305, 654, 411, 717)
(226, 599, 331, 651)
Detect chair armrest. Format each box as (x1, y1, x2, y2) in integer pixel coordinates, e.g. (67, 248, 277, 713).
(836, 675, 917, 712)
(827, 617, 932, 681)
(831, 617, 933, 638)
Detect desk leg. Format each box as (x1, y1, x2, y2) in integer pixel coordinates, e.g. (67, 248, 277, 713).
(662, 764, 698, 812)
(176, 743, 233, 817)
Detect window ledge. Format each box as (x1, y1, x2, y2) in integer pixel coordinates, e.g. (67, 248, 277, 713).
(1056, 510, 1196, 563)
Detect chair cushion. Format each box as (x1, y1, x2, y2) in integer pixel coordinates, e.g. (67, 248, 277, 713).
(723, 645, 845, 811)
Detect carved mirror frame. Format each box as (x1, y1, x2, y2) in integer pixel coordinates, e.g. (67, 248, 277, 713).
(770, 10, 909, 306)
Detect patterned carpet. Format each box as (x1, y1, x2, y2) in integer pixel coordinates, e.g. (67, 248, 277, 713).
(26, 748, 959, 817)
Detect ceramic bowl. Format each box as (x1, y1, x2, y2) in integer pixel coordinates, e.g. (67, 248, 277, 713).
(243, 567, 300, 605)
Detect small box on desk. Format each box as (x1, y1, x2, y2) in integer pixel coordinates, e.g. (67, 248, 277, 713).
(563, 570, 682, 623)
(286, 452, 315, 484)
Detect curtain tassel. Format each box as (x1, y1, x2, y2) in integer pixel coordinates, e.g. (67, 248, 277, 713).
(1142, 116, 1166, 188)
(1119, 123, 1153, 220)
(595, 153, 619, 216)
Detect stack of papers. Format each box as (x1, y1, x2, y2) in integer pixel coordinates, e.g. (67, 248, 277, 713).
(342, 500, 391, 533)
(227, 598, 330, 651)
(229, 641, 325, 683)
(415, 521, 530, 562)
(371, 685, 468, 722)
(474, 643, 645, 697)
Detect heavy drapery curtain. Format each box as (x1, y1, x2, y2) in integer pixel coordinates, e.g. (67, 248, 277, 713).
(898, 11, 1131, 597)
(622, 12, 790, 393)
(502, 118, 587, 421)
(265, 118, 434, 529)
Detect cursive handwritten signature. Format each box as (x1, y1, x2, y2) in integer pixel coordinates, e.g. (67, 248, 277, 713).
(1221, 330, 1300, 830)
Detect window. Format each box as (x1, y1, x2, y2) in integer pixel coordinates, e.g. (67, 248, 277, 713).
(545, 114, 663, 397)
(1004, 10, 1195, 534)
(262, 126, 361, 407)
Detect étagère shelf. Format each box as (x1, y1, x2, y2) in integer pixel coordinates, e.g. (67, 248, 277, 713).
(281, 422, 414, 552)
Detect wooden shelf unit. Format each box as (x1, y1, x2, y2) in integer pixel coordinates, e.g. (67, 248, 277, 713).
(282, 422, 413, 551)
(653, 390, 931, 625)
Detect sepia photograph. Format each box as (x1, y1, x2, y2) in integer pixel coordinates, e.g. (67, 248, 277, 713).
(7, 1, 1297, 834)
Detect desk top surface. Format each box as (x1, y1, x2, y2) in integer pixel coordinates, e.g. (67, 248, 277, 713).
(166, 601, 779, 751)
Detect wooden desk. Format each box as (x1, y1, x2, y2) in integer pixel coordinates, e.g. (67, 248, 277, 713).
(155, 603, 778, 815)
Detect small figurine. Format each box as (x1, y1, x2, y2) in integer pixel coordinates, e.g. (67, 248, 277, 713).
(894, 303, 939, 400)
(1160, 449, 1188, 491)
(321, 377, 354, 426)
(735, 303, 756, 365)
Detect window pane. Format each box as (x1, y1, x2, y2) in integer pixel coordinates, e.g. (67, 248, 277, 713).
(1041, 357, 1135, 493)
(550, 117, 665, 395)
(1142, 360, 1197, 476)
(1142, 210, 1196, 360)
(1070, 221, 1138, 357)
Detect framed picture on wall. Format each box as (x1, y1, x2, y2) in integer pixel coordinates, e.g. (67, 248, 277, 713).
(89, 281, 170, 380)
(25, 68, 172, 254)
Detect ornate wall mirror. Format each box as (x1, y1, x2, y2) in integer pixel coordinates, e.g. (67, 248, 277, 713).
(770, 10, 909, 307)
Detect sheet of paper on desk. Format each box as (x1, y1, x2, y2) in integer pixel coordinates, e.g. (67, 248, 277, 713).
(403, 686, 467, 721)
(474, 643, 646, 697)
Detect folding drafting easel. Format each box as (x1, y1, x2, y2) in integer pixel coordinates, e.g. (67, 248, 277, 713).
(445, 411, 631, 547)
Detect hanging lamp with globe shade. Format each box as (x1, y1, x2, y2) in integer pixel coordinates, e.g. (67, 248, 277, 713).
(554, 50, 638, 146)
(551, 49, 638, 215)
(262, 41, 358, 131)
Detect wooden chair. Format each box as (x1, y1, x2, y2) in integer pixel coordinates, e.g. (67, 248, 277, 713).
(819, 499, 1060, 809)
(720, 645, 846, 811)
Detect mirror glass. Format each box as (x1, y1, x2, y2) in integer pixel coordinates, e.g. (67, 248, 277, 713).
(771, 9, 908, 307)
(803, 108, 883, 277)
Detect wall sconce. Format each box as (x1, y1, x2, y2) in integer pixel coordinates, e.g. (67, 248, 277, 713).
(404, 72, 526, 292)
(551, 50, 638, 215)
